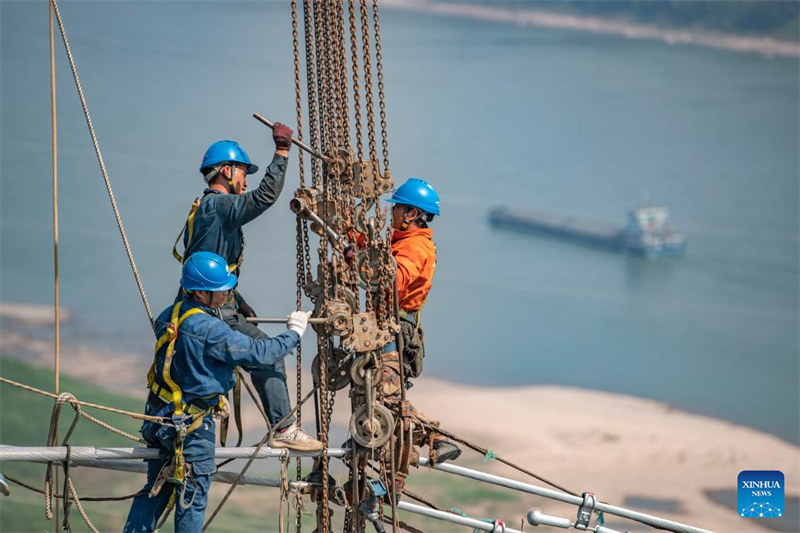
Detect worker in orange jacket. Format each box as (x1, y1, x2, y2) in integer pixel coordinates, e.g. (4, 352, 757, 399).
(383, 178, 462, 463)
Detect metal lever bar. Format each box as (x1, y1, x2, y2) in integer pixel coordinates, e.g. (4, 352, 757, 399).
(246, 317, 328, 325)
(253, 112, 329, 161)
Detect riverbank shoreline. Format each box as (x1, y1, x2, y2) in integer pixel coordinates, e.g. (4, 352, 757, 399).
(384, 0, 800, 58)
(1, 307, 798, 532)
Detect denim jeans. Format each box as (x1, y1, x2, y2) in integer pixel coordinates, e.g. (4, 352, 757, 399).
(218, 305, 294, 429)
(123, 409, 216, 533)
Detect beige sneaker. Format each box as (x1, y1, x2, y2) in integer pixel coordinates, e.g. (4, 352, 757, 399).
(269, 425, 324, 451)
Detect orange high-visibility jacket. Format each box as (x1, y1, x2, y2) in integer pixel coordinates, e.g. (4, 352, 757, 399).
(391, 228, 436, 312)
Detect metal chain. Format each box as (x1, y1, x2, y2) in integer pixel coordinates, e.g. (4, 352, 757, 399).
(348, 0, 364, 159)
(303, 0, 321, 185)
(291, 4, 307, 531)
(358, 0, 378, 164)
(335, 0, 351, 148)
(292, 0, 306, 186)
(372, 0, 390, 172)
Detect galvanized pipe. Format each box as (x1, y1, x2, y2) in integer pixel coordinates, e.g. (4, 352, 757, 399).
(67, 459, 312, 491)
(417, 458, 714, 533)
(397, 501, 522, 533)
(526, 508, 572, 529)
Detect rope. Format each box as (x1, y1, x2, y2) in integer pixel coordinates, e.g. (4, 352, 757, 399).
(76, 409, 145, 443)
(65, 476, 100, 533)
(215, 368, 270, 469)
(44, 393, 72, 519)
(48, 4, 62, 526)
(0, 376, 169, 424)
(49, 0, 60, 401)
(50, 0, 154, 328)
(5, 474, 146, 501)
(202, 382, 321, 531)
(417, 421, 581, 497)
(382, 514, 425, 533)
(278, 449, 290, 533)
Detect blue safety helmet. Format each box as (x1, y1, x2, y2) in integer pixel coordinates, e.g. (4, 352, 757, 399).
(200, 140, 259, 177)
(387, 178, 440, 216)
(180, 251, 237, 292)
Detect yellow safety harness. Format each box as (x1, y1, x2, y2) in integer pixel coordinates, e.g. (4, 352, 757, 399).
(146, 301, 225, 487)
(171, 195, 244, 272)
(169, 192, 249, 452)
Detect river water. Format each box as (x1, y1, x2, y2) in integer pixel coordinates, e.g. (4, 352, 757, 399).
(1, 2, 797, 443)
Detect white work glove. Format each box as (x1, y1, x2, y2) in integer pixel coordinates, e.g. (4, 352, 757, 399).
(287, 310, 313, 337)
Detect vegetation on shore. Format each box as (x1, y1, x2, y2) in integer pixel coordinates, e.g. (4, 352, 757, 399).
(0, 357, 525, 532)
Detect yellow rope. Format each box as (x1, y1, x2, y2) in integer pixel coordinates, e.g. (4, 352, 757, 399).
(0, 376, 168, 424)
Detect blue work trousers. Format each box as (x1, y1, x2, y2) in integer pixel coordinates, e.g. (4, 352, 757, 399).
(124, 411, 216, 533)
(219, 306, 293, 429)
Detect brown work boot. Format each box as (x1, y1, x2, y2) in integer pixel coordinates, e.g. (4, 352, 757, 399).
(269, 425, 324, 451)
(378, 351, 403, 398)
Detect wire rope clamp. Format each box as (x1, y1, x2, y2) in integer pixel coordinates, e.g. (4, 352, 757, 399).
(576, 491, 596, 530)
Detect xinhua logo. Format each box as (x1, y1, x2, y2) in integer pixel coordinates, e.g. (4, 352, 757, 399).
(738, 470, 784, 518)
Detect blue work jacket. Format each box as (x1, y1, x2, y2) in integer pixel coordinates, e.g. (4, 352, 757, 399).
(151, 296, 300, 403)
(184, 154, 288, 277)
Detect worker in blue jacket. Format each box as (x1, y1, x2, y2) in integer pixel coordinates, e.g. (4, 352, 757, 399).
(172, 124, 320, 451)
(124, 252, 312, 533)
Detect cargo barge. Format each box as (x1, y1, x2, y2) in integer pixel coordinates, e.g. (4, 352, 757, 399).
(488, 206, 687, 257)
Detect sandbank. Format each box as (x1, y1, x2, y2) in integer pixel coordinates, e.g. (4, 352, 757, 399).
(1, 320, 797, 532)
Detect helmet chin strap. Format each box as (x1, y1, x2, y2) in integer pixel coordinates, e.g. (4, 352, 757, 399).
(227, 164, 236, 194)
(400, 206, 414, 231)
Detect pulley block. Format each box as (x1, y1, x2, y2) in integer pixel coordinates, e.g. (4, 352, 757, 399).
(311, 349, 352, 391)
(349, 403, 394, 449)
(349, 354, 383, 388)
(316, 299, 353, 337)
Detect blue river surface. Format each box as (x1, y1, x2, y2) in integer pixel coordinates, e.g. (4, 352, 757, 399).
(1, 2, 798, 444)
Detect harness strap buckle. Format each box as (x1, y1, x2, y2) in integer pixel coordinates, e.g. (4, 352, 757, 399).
(165, 323, 178, 342)
(167, 451, 188, 486)
(172, 413, 190, 439)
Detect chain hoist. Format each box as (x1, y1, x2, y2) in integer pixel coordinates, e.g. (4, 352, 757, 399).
(286, 2, 399, 532)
